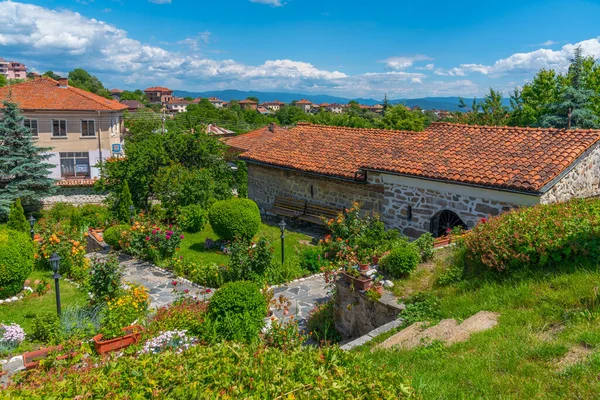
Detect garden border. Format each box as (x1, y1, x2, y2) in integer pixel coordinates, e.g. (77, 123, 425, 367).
(339, 318, 404, 351)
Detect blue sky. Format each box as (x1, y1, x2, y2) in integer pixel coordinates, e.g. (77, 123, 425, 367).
(1, 0, 600, 99)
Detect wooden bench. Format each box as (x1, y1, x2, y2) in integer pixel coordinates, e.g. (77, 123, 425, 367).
(268, 196, 307, 219)
(301, 203, 342, 226)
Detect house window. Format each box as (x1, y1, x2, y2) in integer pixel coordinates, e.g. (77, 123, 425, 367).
(52, 120, 67, 137)
(81, 120, 95, 137)
(59, 152, 90, 178)
(24, 119, 38, 136)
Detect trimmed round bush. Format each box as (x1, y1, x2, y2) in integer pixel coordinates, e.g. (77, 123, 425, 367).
(207, 281, 267, 342)
(177, 204, 207, 233)
(0, 227, 33, 299)
(379, 245, 420, 278)
(103, 224, 130, 250)
(208, 198, 261, 241)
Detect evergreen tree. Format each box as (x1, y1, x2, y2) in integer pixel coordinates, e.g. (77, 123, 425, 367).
(0, 100, 55, 219)
(540, 47, 600, 129)
(382, 94, 390, 112)
(7, 199, 29, 233)
(116, 180, 133, 223)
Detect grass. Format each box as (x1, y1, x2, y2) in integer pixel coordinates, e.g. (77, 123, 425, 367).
(178, 222, 313, 267)
(356, 252, 600, 399)
(0, 270, 88, 334)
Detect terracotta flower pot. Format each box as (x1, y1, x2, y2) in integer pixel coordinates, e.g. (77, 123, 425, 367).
(373, 284, 383, 295)
(93, 325, 143, 355)
(22, 345, 77, 370)
(341, 272, 372, 291)
(434, 237, 451, 248)
(371, 255, 380, 265)
(358, 263, 370, 272)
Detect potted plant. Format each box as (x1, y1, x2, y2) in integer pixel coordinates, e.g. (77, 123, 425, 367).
(22, 344, 79, 370)
(371, 273, 384, 295)
(341, 267, 372, 291)
(93, 325, 144, 355)
(356, 248, 371, 272)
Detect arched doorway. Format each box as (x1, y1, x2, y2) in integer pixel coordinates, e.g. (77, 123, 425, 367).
(430, 210, 467, 238)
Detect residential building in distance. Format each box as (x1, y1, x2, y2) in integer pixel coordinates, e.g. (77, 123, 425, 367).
(0, 58, 28, 79)
(143, 86, 174, 104)
(295, 99, 313, 113)
(0, 77, 127, 181)
(261, 100, 285, 112)
(207, 96, 224, 108)
(238, 99, 258, 110)
(206, 123, 236, 137)
(165, 98, 191, 114)
(325, 103, 344, 114)
(239, 122, 600, 239)
(109, 89, 123, 101)
(257, 106, 273, 115)
(120, 100, 145, 112)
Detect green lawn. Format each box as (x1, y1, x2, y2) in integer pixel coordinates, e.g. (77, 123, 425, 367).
(356, 256, 600, 399)
(0, 270, 88, 334)
(178, 223, 313, 266)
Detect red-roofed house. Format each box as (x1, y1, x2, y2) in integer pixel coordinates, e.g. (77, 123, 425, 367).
(238, 99, 258, 110)
(165, 98, 191, 114)
(144, 86, 174, 104)
(0, 77, 127, 181)
(295, 99, 313, 113)
(240, 123, 600, 238)
(224, 123, 286, 154)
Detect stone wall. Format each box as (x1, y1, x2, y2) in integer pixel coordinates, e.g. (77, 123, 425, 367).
(334, 279, 403, 339)
(541, 144, 600, 204)
(42, 186, 107, 208)
(379, 179, 528, 238)
(247, 164, 384, 213)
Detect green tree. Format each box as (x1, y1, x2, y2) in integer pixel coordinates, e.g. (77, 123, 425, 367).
(509, 69, 560, 126)
(7, 199, 29, 233)
(0, 100, 55, 219)
(540, 47, 600, 129)
(115, 180, 133, 223)
(382, 94, 390, 112)
(457, 88, 509, 126)
(0, 75, 6, 88)
(68, 68, 111, 98)
(246, 96, 259, 103)
(43, 71, 61, 80)
(377, 104, 427, 131)
(120, 89, 148, 104)
(275, 105, 308, 125)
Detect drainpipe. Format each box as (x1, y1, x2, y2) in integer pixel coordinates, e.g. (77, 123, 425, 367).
(97, 111, 102, 176)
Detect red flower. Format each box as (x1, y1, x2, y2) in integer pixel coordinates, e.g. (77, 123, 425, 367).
(145, 236, 150, 241)
(184, 289, 189, 294)
(172, 281, 177, 286)
(205, 289, 211, 294)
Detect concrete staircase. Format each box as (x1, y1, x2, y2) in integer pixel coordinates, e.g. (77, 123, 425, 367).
(375, 311, 499, 351)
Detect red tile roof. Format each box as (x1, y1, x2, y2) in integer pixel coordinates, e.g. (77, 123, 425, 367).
(0, 78, 127, 111)
(144, 86, 172, 93)
(240, 122, 600, 193)
(224, 124, 287, 153)
(296, 99, 313, 105)
(238, 99, 257, 104)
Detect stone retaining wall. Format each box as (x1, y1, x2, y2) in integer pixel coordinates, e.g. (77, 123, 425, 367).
(42, 186, 107, 208)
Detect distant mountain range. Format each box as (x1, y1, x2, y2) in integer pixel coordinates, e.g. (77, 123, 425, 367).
(173, 89, 509, 111)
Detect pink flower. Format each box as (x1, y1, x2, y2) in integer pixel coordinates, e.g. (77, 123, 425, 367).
(169, 224, 173, 229)
(166, 235, 171, 240)
(180, 235, 184, 239)
(145, 236, 150, 241)
(152, 229, 157, 235)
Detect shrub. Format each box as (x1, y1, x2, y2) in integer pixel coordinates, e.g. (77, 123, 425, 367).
(148, 298, 207, 336)
(176, 204, 207, 233)
(35, 224, 87, 281)
(207, 281, 267, 343)
(413, 232, 435, 262)
(115, 181, 133, 223)
(379, 244, 420, 278)
(89, 256, 123, 303)
(208, 198, 260, 241)
(264, 256, 309, 285)
(175, 260, 226, 288)
(101, 284, 149, 340)
(31, 313, 61, 344)
(400, 292, 441, 327)
(299, 246, 328, 273)
(264, 319, 304, 350)
(59, 305, 103, 341)
(79, 205, 112, 229)
(0, 227, 33, 299)
(306, 299, 341, 344)
(462, 198, 600, 273)
(120, 218, 183, 263)
(228, 237, 273, 281)
(7, 199, 29, 233)
(103, 224, 130, 249)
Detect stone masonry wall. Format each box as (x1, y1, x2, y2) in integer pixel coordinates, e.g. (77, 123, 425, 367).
(541, 145, 600, 204)
(247, 164, 384, 214)
(42, 186, 107, 208)
(380, 181, 523, 238)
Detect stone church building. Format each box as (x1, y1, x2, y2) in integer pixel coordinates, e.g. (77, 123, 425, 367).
(230, 122, 600, 238)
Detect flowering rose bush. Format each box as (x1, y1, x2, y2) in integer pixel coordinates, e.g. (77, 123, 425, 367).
(101, 283, 149, 340)
(140, 330, 197, 355)
(148, 297, 208, 335)
(462, 198, 600, 273)
(120, 218, 183, 263)
(0, 323, 26, 350)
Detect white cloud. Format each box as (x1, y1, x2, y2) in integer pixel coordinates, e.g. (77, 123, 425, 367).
(249, 0, 283, 7)
(437, 38, 600, 77)
(416, 63, 434, 71)
(149, 0, 172, 4)
(382, 55, 432, 70)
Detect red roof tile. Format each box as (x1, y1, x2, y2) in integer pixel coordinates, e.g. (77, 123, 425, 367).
(144, 86, 172, 92)
(224, 124, 287, 152)
(0, 78, 127, 111)
(238, 99, 257, 104)
(240, 122, 600, 193)
(295, 99, 313, 105)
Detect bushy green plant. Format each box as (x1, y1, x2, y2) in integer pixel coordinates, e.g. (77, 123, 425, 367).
(228, 237, 273, 281)
(101, 284, 149, 339)
(264, 256, 309, 285)
(207, 281, 267, 343)
(121, 218, 183, 263)
(462, 198, 600, 273)
(299, 246, 328, 273)
(7, 199, 29, 233)
(31, 312, 61, 345)
(78, 205, 112, 229)
(264, 318, 304, 350)
(148, 298, 207, 336)
(379, 244, 420, 278)
(208, 198, 260, 241)
(89, 256, 123, 303)
(176, 204, 207, 233)
(306, 299, 341, 344)
(400, 292, 441, 327)
(413, 232, 435, 262)
(0, 227, 33, 299)
(102, 224, 130, 249)
(115, 180, 133, 223)
(60, 305, 103, 341)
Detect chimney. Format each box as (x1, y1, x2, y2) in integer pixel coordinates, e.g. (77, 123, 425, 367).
(268, 122, 276, 132)
(58, 78, 69, 88)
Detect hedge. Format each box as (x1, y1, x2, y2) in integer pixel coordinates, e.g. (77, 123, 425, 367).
(103, 224, 130, 250)
(379, 244, 420, 278)
(208, 198, 261, 241)
(0, 227, 33, 299)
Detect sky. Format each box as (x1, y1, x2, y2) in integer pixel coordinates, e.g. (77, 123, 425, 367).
(1, 0, 600, 100)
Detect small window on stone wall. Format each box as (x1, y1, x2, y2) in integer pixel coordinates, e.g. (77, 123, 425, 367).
(310, 185, 314, 199)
